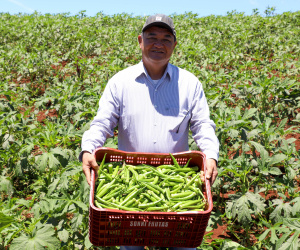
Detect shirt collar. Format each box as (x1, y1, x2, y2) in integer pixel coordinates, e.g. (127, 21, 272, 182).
(135, 61, 173, 81)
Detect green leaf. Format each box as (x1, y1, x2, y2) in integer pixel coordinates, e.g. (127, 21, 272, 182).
(286, 166, 297, 180)
(274, 229, 289, 248)
(258, 228, 270, 241)
(47, 178, 60, 196)
(36, 152, 61, 171)
(269, 167, 282, 175)
(248, 141, 268, 156)
(241, 128, 248, 142)
(103, 137, 118, 149)
(0, 176, 14, 196)
(247, 129, 260, 138)
(228, 129, 239, 138)
(235, 195, 251, 225)
(225, 201, 233, 220)
(278, 230, 300, 250)
(70, 213, 83, 231)
(84, 234, 93, 249)
(2, 134, 14, 149)
(32, 199, 58, 216)
(291, 197, 300, 216)
(242, 108, 258, 120)
(277, 118, 288, 130)
(20, 141, 35, 154)
(58, 229, 69, 243)
(283, 218, 300, 231)
(245, 191, 266, 212)
(10, 224, 60, 250)
(206, 210, 223, 231)
(270, 227, 280, 244)
(50, 147, 68, 158)
(0, 213, 15, 232)
(220, 240, 247, 249)
(73, 200, 88, 211)
(270, 199, 293, 222)
(269, 154, 287, 166)
(16, 199, 31, 208)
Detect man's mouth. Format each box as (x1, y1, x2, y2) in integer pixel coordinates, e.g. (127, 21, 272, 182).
(151, 50, 164, 53)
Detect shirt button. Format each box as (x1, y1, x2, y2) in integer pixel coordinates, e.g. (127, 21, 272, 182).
(154, 105, 157, 108)
(153, 140, 156, 143)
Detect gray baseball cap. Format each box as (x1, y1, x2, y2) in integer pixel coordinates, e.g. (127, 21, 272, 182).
(142, 14, 176, 41)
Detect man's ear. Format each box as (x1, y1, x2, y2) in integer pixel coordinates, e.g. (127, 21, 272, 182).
(138, 35, 143, 48)
(174, 40, 177, 49)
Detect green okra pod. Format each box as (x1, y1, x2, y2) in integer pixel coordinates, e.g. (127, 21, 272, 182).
(96, 179, 106, 195)
(152, 176, 159, 185)
(97, 153, 107, 173)
(123, 198, 138, 207)
(142, 192, 157, 202)
(184, 173, 199, 189)
(165, 176, 185, 183)
(172, 201, 183, 209)
(94, 156, 207, 212)
(177, 200, 203, 207)
(138, 178, 156, 183)
(120, 188, 139, 206)
(96, 196, 139, 211)
(165, 188, 171, 201)
(180, 203, 206, 209)
(96, 178, 116, 198)
(97, 167, 113, 181)
(169, 153, 180, 168)
(138, 198, 163, 209)
(146, 206, 168, 211)
(170, 183, 184, 194)
(102, 186, 124, 200)
(148, 190, 164, 202)
(112, 164, 120, 178)
(183, 158, 192, 168)
(171, 192, 197, 201)
(146, 181, 165, 194)
(171, 191, 194, 198)
(173, 168, 195, 173)
(128, 166, 139, 180)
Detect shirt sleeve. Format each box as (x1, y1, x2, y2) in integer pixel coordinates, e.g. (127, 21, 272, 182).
(189, 81, 219, 162)
(79, 80, 120, 161)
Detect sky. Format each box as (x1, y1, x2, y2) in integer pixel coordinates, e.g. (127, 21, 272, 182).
(1, 0, 300, 17)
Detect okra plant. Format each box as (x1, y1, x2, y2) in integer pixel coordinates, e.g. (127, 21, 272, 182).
(1, 9, 299, 249)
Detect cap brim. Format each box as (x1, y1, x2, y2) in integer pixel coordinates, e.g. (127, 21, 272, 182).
(142, 22, 176, 38)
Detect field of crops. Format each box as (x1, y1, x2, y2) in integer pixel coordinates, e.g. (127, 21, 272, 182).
(0, 9, 299, 250)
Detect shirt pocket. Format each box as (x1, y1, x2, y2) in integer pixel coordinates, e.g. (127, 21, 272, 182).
(169, 109, 191, 134)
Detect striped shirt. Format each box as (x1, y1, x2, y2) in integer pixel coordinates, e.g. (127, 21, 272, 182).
(80, 61, 219, 161)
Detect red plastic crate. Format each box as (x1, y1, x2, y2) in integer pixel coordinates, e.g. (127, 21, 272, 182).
(89, 147, 213, 247)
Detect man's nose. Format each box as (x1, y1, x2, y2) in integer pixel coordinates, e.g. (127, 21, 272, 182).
(154, 41, 163, 47)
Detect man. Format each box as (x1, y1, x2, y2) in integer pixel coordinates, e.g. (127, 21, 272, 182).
(80, 14, 219, 250)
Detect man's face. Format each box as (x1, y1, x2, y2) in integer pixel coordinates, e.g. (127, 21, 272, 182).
(138, 26, 177, 66)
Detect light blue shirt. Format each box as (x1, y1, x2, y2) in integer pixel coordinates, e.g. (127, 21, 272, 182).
(80, 61, 219, 161)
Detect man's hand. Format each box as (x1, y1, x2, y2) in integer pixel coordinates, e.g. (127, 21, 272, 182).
(82, 151, 99, 186)
(200, 158, 218, 186)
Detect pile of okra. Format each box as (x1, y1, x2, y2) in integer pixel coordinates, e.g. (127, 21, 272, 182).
(94, 154, 207, 212)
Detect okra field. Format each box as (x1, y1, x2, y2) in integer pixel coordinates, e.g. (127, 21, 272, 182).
(0, 9, 299, 250)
